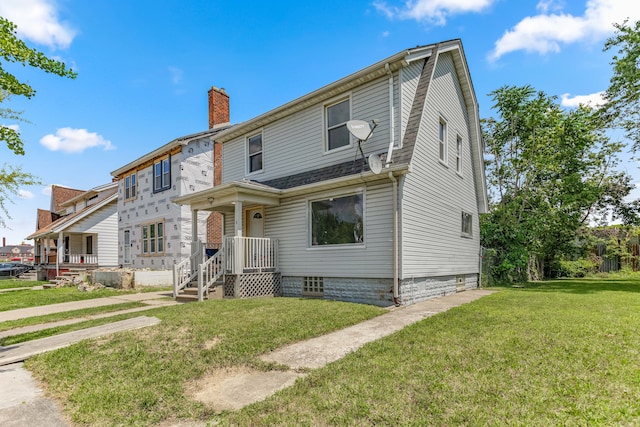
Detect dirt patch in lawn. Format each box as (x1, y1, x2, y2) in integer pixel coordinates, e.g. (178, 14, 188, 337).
(186, 366, 305, 411)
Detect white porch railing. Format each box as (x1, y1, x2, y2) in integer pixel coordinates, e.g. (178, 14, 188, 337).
(197, 250, 224, 301)
(223, 236, 278, 274)
(67, 254, 98, 264)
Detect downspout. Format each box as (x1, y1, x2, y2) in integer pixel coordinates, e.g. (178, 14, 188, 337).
(388, 171, 400, 306)
(385, 63, 396, 167)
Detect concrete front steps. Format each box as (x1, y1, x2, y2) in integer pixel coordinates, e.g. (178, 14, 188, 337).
(175, 282, 224, 303)
(17, 271, 38, 281)
(43, 269, 89, 289)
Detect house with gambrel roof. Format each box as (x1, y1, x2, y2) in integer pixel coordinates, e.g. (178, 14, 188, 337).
(174, 39, 488, 306)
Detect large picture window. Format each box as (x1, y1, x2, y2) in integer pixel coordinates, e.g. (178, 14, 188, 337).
(153, 156, 171, 192)
(247, 133, 263, 173)
(311, 193, 364, 246)
(142, 220, 165, 254)
(326, 98, 351, 151)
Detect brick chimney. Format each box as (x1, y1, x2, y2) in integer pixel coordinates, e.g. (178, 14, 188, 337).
(206, 86, 228, 245)
(208, 86, 230, 129)
(2, 237, 5, 247)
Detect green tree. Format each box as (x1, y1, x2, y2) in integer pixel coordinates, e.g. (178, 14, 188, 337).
(603, 20, 640, 151)
(1, 16, 76, 154)
(481, 85, 636, 283)
(0, 16, 76, 227)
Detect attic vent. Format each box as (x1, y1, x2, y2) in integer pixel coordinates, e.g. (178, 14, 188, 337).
(303, 276, 323, 297)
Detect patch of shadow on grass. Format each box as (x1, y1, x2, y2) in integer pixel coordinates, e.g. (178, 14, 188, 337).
(505, 278, 640, 294)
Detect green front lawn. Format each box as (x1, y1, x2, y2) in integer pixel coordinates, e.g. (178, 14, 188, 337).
(28, 277, 640, 426)
(0, 279, 46, 290)
(0, 286, 139, 312)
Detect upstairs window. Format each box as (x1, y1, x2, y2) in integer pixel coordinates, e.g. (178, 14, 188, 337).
(247, 133, 263, 173)
(456, 135, 463, 174)
(438, 117, 448, 164)
(153, 156, 171, 192)
(326, 98, 351, 151)
(124, 172, 137, 201)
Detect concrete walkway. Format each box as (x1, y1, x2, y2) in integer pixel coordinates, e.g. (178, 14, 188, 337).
(0, 288, 497, 425)
(0, 290, 174, 323)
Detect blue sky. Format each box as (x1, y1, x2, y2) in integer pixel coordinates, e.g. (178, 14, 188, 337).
(1, 0, 639, 244)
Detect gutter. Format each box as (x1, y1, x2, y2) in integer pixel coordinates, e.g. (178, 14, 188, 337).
(388, 171, 400, 306)
(385, 63, 396, 167)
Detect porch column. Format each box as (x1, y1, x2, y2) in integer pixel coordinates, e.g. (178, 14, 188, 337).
(57, 231, 63, 277)
(233, 200, 243, 273)
(45, 238, 50, 263)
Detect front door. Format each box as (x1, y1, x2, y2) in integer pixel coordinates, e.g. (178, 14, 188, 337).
(123, 229, 131, 264)
(246, 208, 264, 238)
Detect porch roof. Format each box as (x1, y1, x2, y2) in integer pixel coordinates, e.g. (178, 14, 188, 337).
(27, 194, 117, 240)
(172, 162, 409, 211)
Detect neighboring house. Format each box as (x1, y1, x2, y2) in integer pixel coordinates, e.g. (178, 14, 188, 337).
(0, 238, 34, 262)
(27, 183, 119, 280)
(109, 87, 230, 276)
(174, 39, 488, 306)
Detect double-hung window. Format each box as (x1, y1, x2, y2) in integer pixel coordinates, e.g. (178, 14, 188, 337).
(326, 98, 351, 151)
(247, 133, 263, 173)
(124, 172, 137, 201)
(438, 117, 447, 163)
(153, 156, 171, 192)
(461, 211, 472, 237)
(141, 221, 164, 254)
(310, 192, 364, 246)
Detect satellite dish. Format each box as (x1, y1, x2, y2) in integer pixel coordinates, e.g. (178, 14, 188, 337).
(346, 120, 374, 141)
(368, 154, 382, 174)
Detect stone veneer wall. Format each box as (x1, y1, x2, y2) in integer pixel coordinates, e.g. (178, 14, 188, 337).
(282, 273, 478, 307)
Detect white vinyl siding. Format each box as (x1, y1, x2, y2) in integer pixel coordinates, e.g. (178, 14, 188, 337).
(400, 60, 423, 143)
(65, 199, 118, 267)
(401, 51, 479, 278)
(264, 182, 393, 278)
(222, 75, 393, 183)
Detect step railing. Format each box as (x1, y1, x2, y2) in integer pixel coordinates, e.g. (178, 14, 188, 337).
(197, 249, 224, 301)
(173, 242, 204, 298)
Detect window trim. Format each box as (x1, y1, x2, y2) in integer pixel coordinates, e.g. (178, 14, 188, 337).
(153, 155, 171, 193)
(141, 220, 165, 255)
(461, 211, 473, 237)
(455, 134, 463, 175)
(308, 189, 366, 249)
(246, 132, 264, 175)
(438, 116, 448, 165)
(324, 96, 352, 153)
(124, 172, 137, 201)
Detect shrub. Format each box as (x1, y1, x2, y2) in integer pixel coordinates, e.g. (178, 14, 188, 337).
(555, 259, 598, 278)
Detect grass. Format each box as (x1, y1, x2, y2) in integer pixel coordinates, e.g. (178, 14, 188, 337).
(26, 277, 640, 426)
(26, 298, 385, 426)
(0, 279, 47, 290)
(0, 286, 141, 312)
(0, 301, 146, 343)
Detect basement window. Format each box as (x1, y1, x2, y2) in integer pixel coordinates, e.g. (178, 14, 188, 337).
(303, 276, 324, 296)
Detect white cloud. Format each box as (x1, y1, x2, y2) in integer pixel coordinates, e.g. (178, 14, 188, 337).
(40, 128, 115, 153)
(168, 66, 184, 85)
(382, 30, 391, 37)
(0, 0, 76, 49)
(18, 189, 34, 199)
(374, 0, 495, 26)
(561, 91, 606, 108)
(1, 124, 20, 131)
(490, 0, 640, 60)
